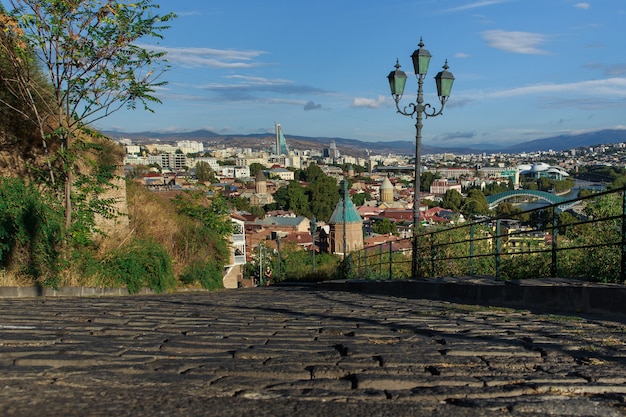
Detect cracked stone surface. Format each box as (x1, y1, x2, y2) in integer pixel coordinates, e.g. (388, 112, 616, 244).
(0, 287, 625, 416)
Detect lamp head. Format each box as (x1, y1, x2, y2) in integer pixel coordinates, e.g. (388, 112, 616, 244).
(411, 38, 432, 76)
(387, 59, 407, 100)
(434, 60, 455, 100)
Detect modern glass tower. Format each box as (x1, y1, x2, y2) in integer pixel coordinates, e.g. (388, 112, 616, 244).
(275, 123, 289, 156)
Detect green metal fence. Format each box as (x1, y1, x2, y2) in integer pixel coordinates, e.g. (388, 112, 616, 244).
(347, 186, 626, 284)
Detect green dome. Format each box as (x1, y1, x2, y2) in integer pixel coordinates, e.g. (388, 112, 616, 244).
(328, 196, 362, 224)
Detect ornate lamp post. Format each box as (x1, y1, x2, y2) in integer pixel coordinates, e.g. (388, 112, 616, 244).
(387, 38, 455, 279)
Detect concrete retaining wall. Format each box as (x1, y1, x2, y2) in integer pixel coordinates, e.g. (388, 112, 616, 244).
(0, 286, 154, 298)
(318, 277, 626, 317)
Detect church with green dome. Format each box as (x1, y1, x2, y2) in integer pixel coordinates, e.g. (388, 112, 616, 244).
(327, 186, 364, 256)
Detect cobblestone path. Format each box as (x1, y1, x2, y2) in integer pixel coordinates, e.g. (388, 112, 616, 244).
(0, 287, 625, 416)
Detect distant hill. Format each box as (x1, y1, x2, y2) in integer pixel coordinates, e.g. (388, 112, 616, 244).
(503, 129, 626, 153)
(104, 128, 626, 157)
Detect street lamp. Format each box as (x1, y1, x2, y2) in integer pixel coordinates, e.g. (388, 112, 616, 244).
(387, 37, 455, 279)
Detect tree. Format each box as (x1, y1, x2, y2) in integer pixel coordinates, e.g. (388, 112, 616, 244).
(304, 163, 326, 183)
(483, 181, 508, 196)
(0, 8, 57, 179)
(272, 186, 289, 211)
(306, 172, 339, 222)
(537, 177, 552, 192)
(1, 1, 175, 230)
(195, 161, 216, 183)
(420, 172, 439, 192)
(557, 211, 580, 238)
(351, 192, 371, 206)
(441, 189, 462, 211)
(250, 205, 265, 219)
(249, 162, 266, 178)
(462, 189, 490, 216)
(273, 181, 310, 216)
(228, 196, 250, 212)
(495, 201, 517, 217)
(494, 201, 529, 223)
(172, 191, 234, 237)
(373, 218, 397, 235)
(526, 181, 539, 191)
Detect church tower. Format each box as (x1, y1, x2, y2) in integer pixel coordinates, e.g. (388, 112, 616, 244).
(328, 182, 364, 256)
(380, 177, 394, 204)
(255, 170, 267, 194)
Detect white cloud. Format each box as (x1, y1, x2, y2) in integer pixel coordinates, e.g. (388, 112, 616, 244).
(225, 75, 291, 86)
(455, 52, 470, 58)
(143, 45, 268, 69)
(174, 11, 203, 17)
(481, 30, 550, 54)
(574, 3, 590, 10)
(352, 95, 387, 109)
(444, 0, 514, 13)
(479, 78, 626, 99)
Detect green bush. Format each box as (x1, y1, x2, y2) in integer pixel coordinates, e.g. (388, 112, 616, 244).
(180, 259, 224, 290)
(500, 252, 551, 280)
(0, 178, 63, 285)
(104, 239, 175, 294)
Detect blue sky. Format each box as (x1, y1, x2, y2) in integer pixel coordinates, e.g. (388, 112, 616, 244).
(13, 1, 626, 147)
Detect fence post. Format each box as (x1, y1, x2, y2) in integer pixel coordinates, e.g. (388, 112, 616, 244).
(495, 219, 502, 281)
(551, 206, 558, 278)
(469, 224, 475, 276)
(622, 191, 626, 284)
(430, 233, 436, 277)
(379, 244, 383, 279)
(357, 250, 361, 278)
(389, 242, 393, 280)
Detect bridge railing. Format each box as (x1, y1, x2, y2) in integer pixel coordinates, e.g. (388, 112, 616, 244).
(345, 186, 626, 284)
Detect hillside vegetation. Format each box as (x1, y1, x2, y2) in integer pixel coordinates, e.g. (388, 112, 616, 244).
(0, 2, 233, 292)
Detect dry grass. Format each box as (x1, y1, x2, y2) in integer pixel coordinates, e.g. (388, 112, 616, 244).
(126, 182, 189, 277)
(0, 269, 32, 287)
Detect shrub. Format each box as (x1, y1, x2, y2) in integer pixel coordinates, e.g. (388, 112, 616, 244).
(0, 178, 63, 285)
(104, 239, 175, 294)
(180, 259, 224, 290)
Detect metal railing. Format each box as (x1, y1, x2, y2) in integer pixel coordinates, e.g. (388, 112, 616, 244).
(346, 186, 626, 284)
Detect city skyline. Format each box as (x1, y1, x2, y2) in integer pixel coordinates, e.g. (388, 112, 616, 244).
(6, 0, 625, 147)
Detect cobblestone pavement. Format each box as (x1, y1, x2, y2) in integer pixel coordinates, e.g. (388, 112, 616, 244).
(1, 287, 625, 416)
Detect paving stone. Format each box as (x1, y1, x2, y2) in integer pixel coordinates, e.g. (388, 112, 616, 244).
(0, 287, 625, 416)
(357, 373, 484, 390)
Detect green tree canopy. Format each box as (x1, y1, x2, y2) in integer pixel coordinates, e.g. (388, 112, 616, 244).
(495, 201, 515, 216)
(228, 196, 251, 212)
(305, 167, 339, 222)
(441, 189, 462, 211)
(1, 0, 175, 229)
(195, 161, 216, 183)
(172, 191, 234, 237)
(483, 181, 509, 196)
(462, 189, 490, 216)
(273, 180, 310, 216)
(304, 164, 325, 182)
(420, 172, 440, 192)
(373, 218, 397, 235)
(351, 192, 371, 207)
(249, 162, 266, 177)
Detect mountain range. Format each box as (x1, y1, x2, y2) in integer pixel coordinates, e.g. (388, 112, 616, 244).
(104, 128, 626, 157)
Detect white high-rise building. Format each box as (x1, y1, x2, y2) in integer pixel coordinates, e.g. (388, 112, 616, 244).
(177, 140, 204, 154)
